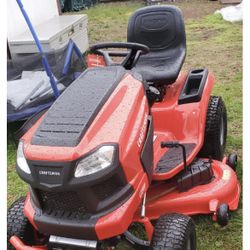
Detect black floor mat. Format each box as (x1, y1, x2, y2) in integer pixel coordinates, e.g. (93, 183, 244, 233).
(156, 143, 196, 174)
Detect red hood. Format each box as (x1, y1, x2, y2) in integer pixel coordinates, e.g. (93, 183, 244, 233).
(22, 72, 149, 165)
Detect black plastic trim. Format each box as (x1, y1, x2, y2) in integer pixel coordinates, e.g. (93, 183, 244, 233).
(31, 66, 126, 147)
(34, 212, 98, 240)
(17, 144, 134, 239)
(33, 184, 133, 241)
(178, 68, 208, 104)
(33, 183, 133, 240)
(140, 115, 154, 181)
(19, 145, 133, 212)
(156, 143, 196, 174)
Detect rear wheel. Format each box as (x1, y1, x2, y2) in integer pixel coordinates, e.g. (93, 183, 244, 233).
(7, 197, 35, 250)
(199, 96, 227, 160)
(151, 213, 196, 250)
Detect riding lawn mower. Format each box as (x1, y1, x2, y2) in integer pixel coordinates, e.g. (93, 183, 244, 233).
(8, 5, 240, 250)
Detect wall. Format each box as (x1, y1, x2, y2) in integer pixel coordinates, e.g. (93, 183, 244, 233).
(7, 0, 59, 39)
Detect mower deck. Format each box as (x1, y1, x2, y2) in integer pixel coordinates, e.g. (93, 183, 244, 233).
(136, 159, 240, 221)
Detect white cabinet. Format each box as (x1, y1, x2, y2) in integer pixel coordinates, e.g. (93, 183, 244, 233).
(9, 15, 89, 54)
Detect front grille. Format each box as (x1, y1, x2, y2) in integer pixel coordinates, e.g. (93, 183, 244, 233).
(37, 190, 90, 220)
(92, 177, 123, 200)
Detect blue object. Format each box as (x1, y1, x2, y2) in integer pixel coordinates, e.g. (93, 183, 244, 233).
(62, 39, 85, 75)
(8, 1, 86, 123)
(16, 0, 60, 98)
(7, 102, 53, 122)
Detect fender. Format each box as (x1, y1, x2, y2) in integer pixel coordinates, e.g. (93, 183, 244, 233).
(151, 70, 215, 180)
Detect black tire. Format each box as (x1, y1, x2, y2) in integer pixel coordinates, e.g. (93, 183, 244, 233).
(226, 153, 238, 172)
(216, 203, 230, 227)
(7, 197, 35, 250)
(199, 96, 227, 160)
(151, 213, 196, 250)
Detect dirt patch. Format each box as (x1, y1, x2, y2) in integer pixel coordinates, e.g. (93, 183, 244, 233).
(167, 0, 223, 20)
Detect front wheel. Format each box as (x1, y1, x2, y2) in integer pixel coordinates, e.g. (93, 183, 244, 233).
(7, 197, 35, 250)
(227, 153, 238, 172)
(151, 213, 196, 250)
(217, 203, 230, 227)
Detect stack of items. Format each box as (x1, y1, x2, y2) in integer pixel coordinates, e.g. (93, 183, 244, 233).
(7, 71, 65, 112)
(60, 0, 99, 12)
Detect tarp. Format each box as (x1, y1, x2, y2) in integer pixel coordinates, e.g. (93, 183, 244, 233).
(215, 3, 243, 22)
(7, 44, 87, 122)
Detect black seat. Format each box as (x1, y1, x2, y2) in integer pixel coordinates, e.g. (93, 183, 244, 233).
(127, 6, 186, 85)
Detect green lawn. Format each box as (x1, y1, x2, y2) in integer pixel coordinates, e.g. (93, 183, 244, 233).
(7, 1, 242, 249)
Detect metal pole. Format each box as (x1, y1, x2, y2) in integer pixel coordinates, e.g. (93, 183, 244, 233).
(16, 0, 60, 98)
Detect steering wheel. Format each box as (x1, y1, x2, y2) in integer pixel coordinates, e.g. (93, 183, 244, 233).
(89, 42, 150, 69)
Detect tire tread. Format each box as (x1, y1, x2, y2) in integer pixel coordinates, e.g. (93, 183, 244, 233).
(7, 197, 32, 250)
(151, 213, 196, 250)
(199, 96, 227, 160)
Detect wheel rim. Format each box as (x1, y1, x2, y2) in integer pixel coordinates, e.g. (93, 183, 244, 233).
(220, 116, 224, 146)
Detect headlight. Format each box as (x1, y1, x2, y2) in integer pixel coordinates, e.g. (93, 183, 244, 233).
(17, 141, 31, 174)
(74, 145, 115, 178)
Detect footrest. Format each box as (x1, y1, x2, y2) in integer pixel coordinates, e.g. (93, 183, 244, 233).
(156, 143, 196, 174)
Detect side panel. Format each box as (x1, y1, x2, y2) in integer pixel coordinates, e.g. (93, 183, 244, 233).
(151, 71, 215, 180)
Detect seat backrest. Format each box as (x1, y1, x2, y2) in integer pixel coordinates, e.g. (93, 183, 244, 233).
(128, 5, 186, 52)
(127, 6, 186, 84)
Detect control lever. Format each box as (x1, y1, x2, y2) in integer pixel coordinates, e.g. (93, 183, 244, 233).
(161, 141, 187, 171)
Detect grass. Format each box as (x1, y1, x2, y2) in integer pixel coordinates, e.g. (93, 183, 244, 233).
(7, 1, 242, 249)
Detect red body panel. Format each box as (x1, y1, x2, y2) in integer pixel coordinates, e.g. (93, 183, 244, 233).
(22, 72, 150, 236)
(151, 72, 215, 180)
(95, 160, 240, 240)
(23, 72, 149, 187)
(24, 193, 38, 230)
(10, 236, 47, 250)
(135, 160, 240, 221)
(86, 54, 106, 68)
